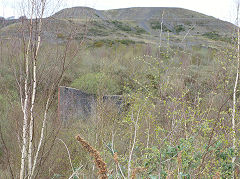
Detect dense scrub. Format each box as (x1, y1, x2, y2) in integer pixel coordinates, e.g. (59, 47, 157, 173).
(0, 36, 239, 178)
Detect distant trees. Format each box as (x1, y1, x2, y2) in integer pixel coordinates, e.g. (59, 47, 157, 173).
(18, 16, 27, 21)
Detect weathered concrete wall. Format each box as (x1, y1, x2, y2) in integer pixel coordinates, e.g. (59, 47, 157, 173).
(58, 86, 123, 121)
(58, 86, 96, 121)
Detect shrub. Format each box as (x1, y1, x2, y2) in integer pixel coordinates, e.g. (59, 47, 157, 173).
(71, 72, 121, 94)
(91, 40, 115, 47)
(93, 41, 104, 48)
(134, 26, 147, 34)
(202, 31, 232, 43)
(174, 24, 185, 34)
(56, 33, 64, 39)
(116, 39, 136, 45)
(202, 31, 221, 40)
(91, 39, 138, 48)
(111, 20, 132, 32)
(150, 21, 172, 32)
(88, 28, 108, 36)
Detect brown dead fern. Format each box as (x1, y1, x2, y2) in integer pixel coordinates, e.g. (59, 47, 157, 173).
(166, 171, 174, 179)
(131, 167, 146, 179)
(177, 151, 182, 175)
(213, 172, 221, 179)
(113, 152, 119, 164)
(76, 135, 108, 179)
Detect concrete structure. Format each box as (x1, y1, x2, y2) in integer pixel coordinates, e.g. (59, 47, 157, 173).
(58, 86, 123, 121)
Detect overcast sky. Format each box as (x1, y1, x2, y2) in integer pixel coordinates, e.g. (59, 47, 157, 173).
(0, 0, 238, 23)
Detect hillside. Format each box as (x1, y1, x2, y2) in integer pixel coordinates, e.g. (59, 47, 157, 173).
(1, 5, 240, 178)
(0, 7, 236, 48)
(53, 7, 233, 34)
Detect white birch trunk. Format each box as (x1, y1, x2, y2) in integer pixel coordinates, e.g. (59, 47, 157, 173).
(20, 11, 34, 176)
(232, 4, 240, 178)
(128, 108, 141, 178)
(20, 37, 31, 179)
(28, 14, 43, 179)
(27, 1, 46, 178)
(27, 57, 36, 178)
(30, 97, 50, 178)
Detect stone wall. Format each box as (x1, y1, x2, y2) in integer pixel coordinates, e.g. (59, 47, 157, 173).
(58, 86, 123, 121)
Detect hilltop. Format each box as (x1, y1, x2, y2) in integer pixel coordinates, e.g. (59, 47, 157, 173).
(0, 7, 236, 47)
(1, 6, 240, 179)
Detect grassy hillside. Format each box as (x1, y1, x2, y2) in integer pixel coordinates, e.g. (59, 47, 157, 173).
(53, 7, 234, 35)
(0, 7, 236, 48)
(0, 6, 239, 178)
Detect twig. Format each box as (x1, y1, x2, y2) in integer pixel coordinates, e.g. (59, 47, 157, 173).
(57, 138, 75, 174)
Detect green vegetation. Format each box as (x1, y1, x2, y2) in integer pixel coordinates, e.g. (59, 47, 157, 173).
(0, 6, 239, 179)
(134, 25, 147, 34)
(111, 20, 132, 32)
(174, 24, 185, 34)
(116, 39, 136, 45)
(91, 39, 142, 48)
(202, 31, 222, 40)
(202, 31, 233, 43)
(56, 33, 65, 39)
(110, 20, 147, 35)
(71, 72, 121, 94)
(88, 28, 109, 36)
(91, 20, 106, 29)
(150, 21, 172, 32)
(1, 34, 239, 178)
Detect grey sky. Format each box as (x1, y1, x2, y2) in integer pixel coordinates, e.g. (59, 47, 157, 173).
(0, 0, 238, 23)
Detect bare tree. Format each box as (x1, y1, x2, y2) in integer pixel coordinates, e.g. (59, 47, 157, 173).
(232, 2, 240, 178)
(128, 106, 143, 178)
(14, 0, 82, 178)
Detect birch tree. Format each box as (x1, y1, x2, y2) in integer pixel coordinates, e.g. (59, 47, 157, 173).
(19, 1, 48, 178)
(16, 0, 80, 178)
(232, 2, 240, 178)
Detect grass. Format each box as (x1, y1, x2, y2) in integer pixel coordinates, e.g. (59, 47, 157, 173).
(134, 26, 147, 35)
(0, 7, 238, 178)
(88, 28, 109, 36)
(174, 24, 185, 34)
(0, 39, 238, 178)
(150, 21, 172, 32)
(111, 20, 132, 32)
(202, 31, 233, 43)
(90, 39, 144, 48)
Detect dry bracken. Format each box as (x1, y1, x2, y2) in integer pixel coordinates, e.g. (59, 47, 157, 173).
(131, 167, 146, 179)
(113, 152, 119, 164)
(213, 172, 221, 179)
(76, 135, 108, 179)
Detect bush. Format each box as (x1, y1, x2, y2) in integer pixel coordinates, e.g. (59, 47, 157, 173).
(91, 39, 138, 48)
(92, 41, 104, 48)
(71, 72, 121, 94)
(202, 31, 221, 40)
(91, 40, 115, 47)
(134, 26, 147, 34)
(111, 20, 132, 32)
(202, 31, 232, 43)
(56, 33, 64, 39)
(150, 21, 172, 32)
(174, 24, 185, 34)
(88, 28, 108, 36)
(116, 39, 136, 45)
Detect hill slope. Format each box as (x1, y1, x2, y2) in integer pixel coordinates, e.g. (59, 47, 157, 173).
(53, 7, 234, 34)
(0, 7, 236, 47)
